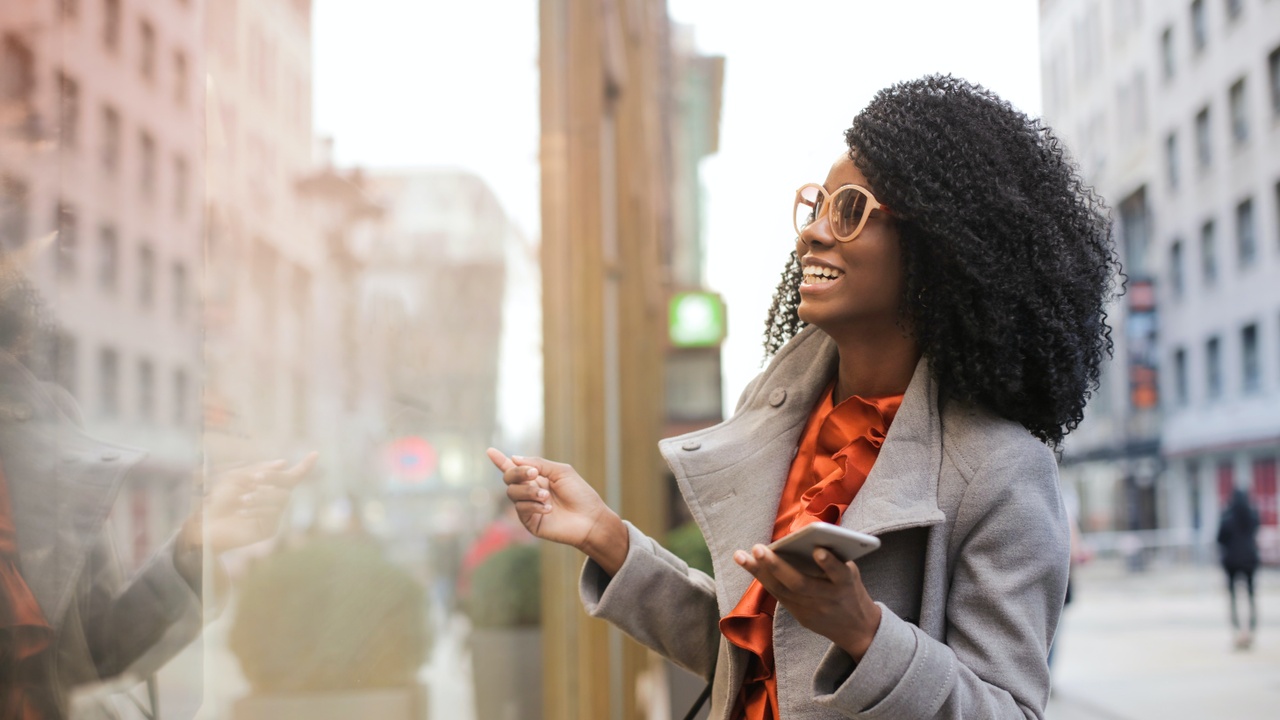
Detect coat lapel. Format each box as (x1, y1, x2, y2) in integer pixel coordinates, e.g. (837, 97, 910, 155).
(0, 353, 145, 624)
(660, 326, 946, 617)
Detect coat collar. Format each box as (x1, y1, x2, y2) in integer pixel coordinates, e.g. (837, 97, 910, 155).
(659, 325, 944, 615)
(0, 352, 146, 623)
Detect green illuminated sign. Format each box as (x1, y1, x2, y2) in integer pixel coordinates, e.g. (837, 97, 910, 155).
(668, 292, 726, 347)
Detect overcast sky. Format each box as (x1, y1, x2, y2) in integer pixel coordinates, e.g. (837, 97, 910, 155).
(313, 0, 1042, 417)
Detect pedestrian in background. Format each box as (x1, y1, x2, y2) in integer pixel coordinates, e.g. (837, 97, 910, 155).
(1217, 488, 1260, 650)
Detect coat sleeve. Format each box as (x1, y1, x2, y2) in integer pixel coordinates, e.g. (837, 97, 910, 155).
(811, 443, 1069, 719)
(579, 521, 721, 680)
(79, 528, 203, 680)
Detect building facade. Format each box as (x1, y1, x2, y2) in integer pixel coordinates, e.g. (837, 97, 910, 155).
(1, 0, 204, 571)
(1040, 0, 1280, 561)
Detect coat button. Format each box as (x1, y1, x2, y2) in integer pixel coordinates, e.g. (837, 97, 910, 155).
(768, 388, 787, 407)
(681, 440, 701, 451)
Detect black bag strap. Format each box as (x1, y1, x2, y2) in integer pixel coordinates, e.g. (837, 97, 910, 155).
(681, 681, 713, 720)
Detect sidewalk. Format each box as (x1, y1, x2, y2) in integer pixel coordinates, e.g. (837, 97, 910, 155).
(1047, 559, 1280, 720)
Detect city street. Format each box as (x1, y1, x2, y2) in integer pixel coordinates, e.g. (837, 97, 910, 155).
(1047, 559, 1280, 720)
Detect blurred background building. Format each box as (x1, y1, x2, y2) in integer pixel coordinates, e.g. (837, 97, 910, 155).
(1, 0, 203, 573)
(1040, 0, 1280, 563)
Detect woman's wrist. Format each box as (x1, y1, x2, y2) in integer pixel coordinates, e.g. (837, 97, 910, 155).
(837, 602, 883, 662)
(579, 510, 629, 577)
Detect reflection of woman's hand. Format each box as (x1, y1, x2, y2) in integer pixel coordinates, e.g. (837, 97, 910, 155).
(486, 448, 628, 575)
(735, 544, 882, 661)
(183, 453, 317, 556)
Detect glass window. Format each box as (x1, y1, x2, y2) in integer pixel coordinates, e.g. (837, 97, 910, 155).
(98, 346, 119, 418)
(98, 224, 118, 291)
(1269, 46, 1280, 118)
(172, 261, 188, 321)
(138, 244, 156, 307)
(1200, 219, 1217, 286)
(1206, 335, 1222, 400)
(1226, 0, 1243, 21)
(101, 104, 121, 173)
(1194, 105, 1211, 168)
(140, 130, 156, 199)
(138, 358, 155, 421)
(60, 0, 79, 20)
(1161, 27, 1175, 80)
(1174, 347, 1188, 406)
(54, 200, 77, 278)
(1228, 77, 1248, 144)
(1242, 323, 1259, 393)
(139, 20, 156, 82)
(57, 71, 79, 147)
(0, 176, 28, 251)
(1191, 0, 1208, 51)
(174, 49, 188, 106)
(1170, 239, 1184, 297)
(103, 0, 120, 52)
(52, 330, 77, 397)
(1236, 198, 1255, 267)
(174, 155, 188, 215)
(1165, 132, 1179, 190)
(173, 367, 188, 426)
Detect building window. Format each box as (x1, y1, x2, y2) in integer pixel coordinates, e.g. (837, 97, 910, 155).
(1194, 106, 1211, 168)
(139, 130, 156, 199)
(1200, 219, 1217, 286)
(1236, 197, 1255, 267)
(173, 49, 188, 106)
(1226, 0, 1243, 21)
(173, 368, 188, 427)
(1173, 347, 1188, 406)
(1165, 132, 1179, 190)
(1228, 77, 1248, 145)
(0, 176, 28, 251)
(1191, 0, 1208, 52)
(1206, 335, 1222, 400)
(98, 224, 118, 291)
(103, 0, 121, 52)
(52, 330, 77, 396)
(139, 19, 156, 82)
(138, 244, 155, 307)
(1170, 239, 1185, 298)
(173, 155, 188, 215)
(1269, 46, 1280, 118)
(101, 104, 120, 173)
(98, 347, 119, 418)
(54, 201, 76, 278)
(1161, 26, 1176, 80)
(60, 0, 79, 20)
(57, 71, 79, 147)
(1, 35, 36, 140)
(138, 358, 154, 421)
(1242, 323, 1260, 394)
(172, 261, 187, 321)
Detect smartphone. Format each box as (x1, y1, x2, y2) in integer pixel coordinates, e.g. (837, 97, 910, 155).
(767, 522, 880, 576)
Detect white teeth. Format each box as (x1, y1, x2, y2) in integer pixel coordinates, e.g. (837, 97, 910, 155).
(802, 266, 843, 284)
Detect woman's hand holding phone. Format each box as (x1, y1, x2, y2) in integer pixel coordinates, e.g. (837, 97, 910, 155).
(486, 448, 629, 576)
(734, 541, 883, 662)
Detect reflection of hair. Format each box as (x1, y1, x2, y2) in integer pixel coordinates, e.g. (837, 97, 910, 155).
(764, 75, 1120, 447)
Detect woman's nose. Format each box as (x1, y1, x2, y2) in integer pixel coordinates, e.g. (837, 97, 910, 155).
(798, 212, 835, 249)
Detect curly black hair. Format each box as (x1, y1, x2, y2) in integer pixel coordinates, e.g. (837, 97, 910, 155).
(763, 75, 1120, 447)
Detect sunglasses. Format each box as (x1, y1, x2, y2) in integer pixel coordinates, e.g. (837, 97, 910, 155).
(793, 183, 891, 242)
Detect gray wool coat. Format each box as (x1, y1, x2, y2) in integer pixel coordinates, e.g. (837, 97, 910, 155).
(580, 325, 1070, 719)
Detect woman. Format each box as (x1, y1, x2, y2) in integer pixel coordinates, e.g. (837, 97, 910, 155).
(489, 75, 1118, 719)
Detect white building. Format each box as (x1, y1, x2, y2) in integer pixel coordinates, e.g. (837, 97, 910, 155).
(1040, 0, 1280, 560)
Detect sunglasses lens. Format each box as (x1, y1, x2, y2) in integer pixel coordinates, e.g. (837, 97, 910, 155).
(830, 187, 868, 239)
(794, 186, 822, 235)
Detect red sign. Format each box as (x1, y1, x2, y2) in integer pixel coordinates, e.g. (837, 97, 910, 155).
(383, 436, 438, 484)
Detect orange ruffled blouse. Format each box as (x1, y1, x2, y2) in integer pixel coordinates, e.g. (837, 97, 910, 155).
(0, 458, 54, 719)
(720, 383, 902, 720)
